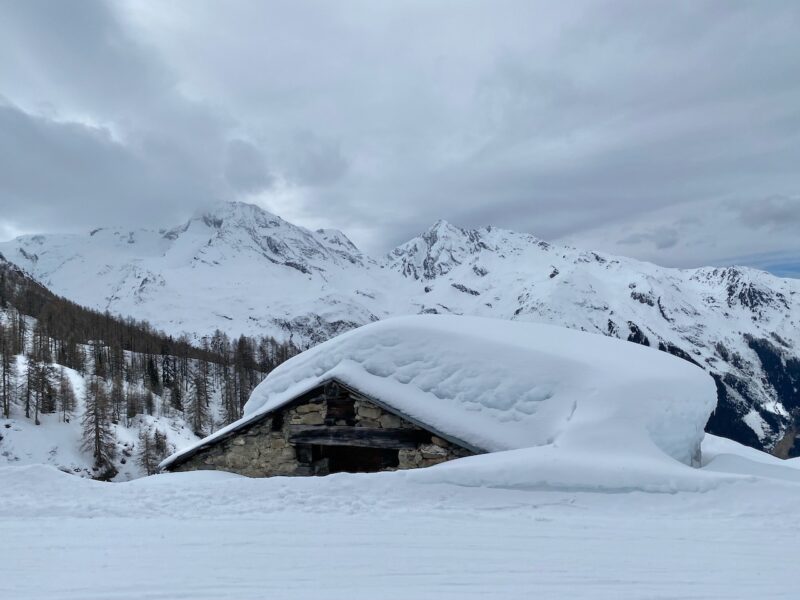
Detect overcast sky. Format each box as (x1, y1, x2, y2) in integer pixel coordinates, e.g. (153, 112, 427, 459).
(1, 1, 799, 275)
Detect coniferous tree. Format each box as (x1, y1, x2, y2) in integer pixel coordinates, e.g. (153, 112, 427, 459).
(145, 356, 161, 395)
(161, 344, 174, 388)
(143, 389, 155, 416)
(81, 376, 116, 478)
(109, 374, 124, 424)
(28, 322, 56, 423)
(92, 341, 108, 380)
(220, 363, 239, 425)
(76, 343, 87, 375)
(153, 428, 169, 463)
(233, 335, 258, 413)
(0, 270, 7, 309)
(256, 336, 272, 373)
(209, 329, 231, 387)
(56, 368, 76, 423)
(125, 386, 141, 426)
(137, 426, 158, 475)
(187, 361, 211, 436)
(125, 352, 139, 384)
(109, 343, 125, 380)
(169, 378, 183, 413)
(1, 323, 15, 418)
(23, 357, 32, 419)
(11, 310, 26, 356)
(62, 339, 86, 375)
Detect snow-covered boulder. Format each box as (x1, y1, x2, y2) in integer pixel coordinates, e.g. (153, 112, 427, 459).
(244, 315, 717, 466)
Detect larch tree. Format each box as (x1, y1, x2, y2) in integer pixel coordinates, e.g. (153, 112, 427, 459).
(220, 365, 239, 425)
(153, 428, 169, 464)
(109, 374, 124, 424)
(92, 341, 108, 380)
(0, 270, 7, 309)
(125, 386, 141, 427)
(145, 356, 161, 395)
(143, 389, 155, 416)
(187, 361, 211, 436)
(81, 376, 116, 478)
(1, 323, 15, 418)
(28, 322, 56, 424)
(57, 368, 77, 423)
(137, 426, 158, 475)
(169, 378, 183, 413)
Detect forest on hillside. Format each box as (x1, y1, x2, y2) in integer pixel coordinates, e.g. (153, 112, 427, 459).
(0, 258, 298, 479)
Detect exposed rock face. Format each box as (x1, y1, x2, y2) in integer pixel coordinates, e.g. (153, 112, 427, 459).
(169, 386, 474, 477)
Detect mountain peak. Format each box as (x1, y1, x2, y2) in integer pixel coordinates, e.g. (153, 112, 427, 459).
(385, 219, 483, 280)
(424, 219, 467, 240)
(428, 218, 457, 230)
(197, 200, 282, 226)
(163, 200, 300, 240)
(156, 200, 370, 274)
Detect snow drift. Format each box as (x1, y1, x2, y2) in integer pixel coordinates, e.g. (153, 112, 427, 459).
(165, 315, 717, 470)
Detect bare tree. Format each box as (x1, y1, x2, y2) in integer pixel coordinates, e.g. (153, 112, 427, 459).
(81, 376, 116, 479)
(56, 368, 77, 423)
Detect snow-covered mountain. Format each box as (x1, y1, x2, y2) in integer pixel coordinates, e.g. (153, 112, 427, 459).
(1, 201, 799, 453)
(0, 202, 411, 345)
(388, 220, 800, 452)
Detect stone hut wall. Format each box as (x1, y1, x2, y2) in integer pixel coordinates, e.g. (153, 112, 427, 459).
(169, 390, 475, 477)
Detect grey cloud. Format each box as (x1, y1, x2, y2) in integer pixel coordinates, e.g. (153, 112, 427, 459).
(737, 195, 800, 230)
(287, 132, 349, 187)
(0, 0, 234, 233)
(224, 139, 273, 193)
(1, 0, 800, 275)
(0, 101, 218, 231)
(0, 0, 170, 117)
(618, 227, 680, 250)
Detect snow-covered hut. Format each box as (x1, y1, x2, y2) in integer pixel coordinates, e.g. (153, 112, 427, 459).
(160, 316, 717, 477)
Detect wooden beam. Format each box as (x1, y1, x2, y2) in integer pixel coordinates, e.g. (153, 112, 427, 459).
(288, 425, 428, 449)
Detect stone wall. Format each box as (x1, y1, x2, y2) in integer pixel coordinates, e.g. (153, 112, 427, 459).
(398, 436, 473, 469)
(169, 387, 475, 477)
(170, 416, 302, 478)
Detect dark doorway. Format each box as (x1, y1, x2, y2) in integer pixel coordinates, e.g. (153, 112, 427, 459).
(317, 445, 399, 473)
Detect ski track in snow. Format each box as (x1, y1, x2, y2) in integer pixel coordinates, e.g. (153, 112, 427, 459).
(3, 513, 790, 600)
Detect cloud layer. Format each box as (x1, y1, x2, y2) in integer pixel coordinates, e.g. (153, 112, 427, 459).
(1, 0, 799, 273)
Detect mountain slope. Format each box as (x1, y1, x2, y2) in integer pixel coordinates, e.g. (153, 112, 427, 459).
(0, 252, 294, 480)
(2, 202, 799, 453)
(388, 221, 800, 452)
(0, 202, 412, 345)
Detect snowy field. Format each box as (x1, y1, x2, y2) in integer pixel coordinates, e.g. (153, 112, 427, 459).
(2, 435, 799, 600)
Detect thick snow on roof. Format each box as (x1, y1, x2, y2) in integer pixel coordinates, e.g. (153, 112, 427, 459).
(164, 315, 716, 470)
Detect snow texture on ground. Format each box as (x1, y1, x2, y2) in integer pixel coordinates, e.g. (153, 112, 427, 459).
(0, 360, 204, 481)
(2, 434, 800, 599)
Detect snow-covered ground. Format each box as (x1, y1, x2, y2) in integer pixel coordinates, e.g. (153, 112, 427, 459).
(0, 410, 199, 480)
(2, 435, 799, 600)
(0, 358, 204, 480)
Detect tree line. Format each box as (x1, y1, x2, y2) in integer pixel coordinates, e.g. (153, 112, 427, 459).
(0, 257, 299, 479)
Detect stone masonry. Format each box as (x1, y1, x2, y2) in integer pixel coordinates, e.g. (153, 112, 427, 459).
(168, 385, 475, 477)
